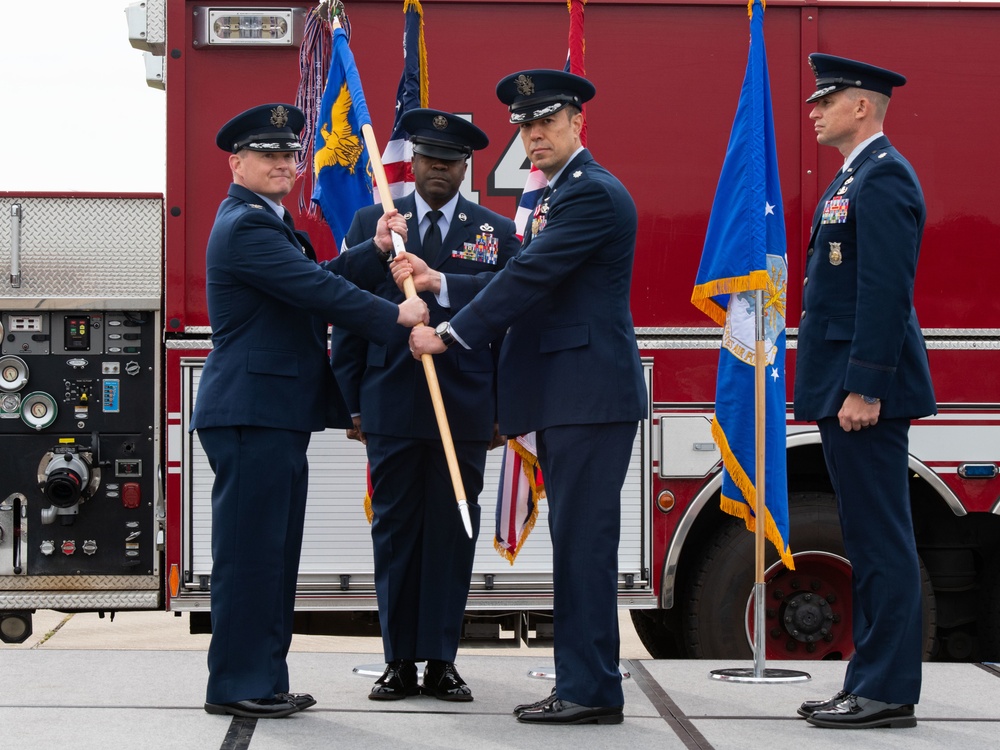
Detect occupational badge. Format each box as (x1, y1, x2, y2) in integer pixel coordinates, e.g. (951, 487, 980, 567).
(480, 223, 494, 232)
(829, 242, 843, 266)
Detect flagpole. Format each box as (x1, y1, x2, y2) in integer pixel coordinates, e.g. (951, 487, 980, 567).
(753, 290, 767, 679)
(359, 120, 474, 540)
(710, 293, 808, 684)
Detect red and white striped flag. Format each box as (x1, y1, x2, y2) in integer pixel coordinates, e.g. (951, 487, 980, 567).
(378, 0, 428, 202)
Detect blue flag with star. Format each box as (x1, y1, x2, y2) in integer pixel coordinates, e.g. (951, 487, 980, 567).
(691, 0, 792, 568)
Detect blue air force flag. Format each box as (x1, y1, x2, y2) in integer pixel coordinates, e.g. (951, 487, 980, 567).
(312, 25, 374, 247)
(690, 0, 792, 568)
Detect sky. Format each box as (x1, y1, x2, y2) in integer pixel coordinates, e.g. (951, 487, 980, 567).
(0, 0, 166, 193)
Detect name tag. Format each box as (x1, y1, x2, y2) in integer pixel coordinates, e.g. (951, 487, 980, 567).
(821, 197, 849, 224)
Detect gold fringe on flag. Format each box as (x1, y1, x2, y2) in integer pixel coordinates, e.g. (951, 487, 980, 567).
(690, 268, 771, 327)
(494, 438, 546, 565)
(711, 416, 795, 569)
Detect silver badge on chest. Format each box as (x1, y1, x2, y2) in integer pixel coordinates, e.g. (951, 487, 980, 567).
(828, 242, 843, 266)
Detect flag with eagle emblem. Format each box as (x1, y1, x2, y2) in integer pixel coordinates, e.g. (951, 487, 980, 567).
(312, 24, 373, 247)
(690, 0, 792, 568)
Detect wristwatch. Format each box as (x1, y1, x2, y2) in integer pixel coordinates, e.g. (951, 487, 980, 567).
(860, 394, 880, 405)
(434, 321, 456, 348)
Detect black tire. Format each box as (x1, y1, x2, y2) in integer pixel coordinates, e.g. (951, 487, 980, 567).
(977, 556, 1000, 661)
(681, 491, 936, 660)
(629, 608, 683, 659)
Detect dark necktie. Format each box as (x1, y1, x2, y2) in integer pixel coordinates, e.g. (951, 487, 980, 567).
(423, 209, 443, 258)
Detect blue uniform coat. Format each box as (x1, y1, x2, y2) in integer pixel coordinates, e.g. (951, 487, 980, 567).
(794, 136, 935, 421)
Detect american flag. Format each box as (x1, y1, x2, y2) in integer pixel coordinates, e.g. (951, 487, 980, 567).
(378, 0, 428, 201)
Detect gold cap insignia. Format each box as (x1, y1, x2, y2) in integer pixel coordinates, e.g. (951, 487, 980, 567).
(270, 105, 290, 128)
(515, 74, 535, 96)
(432, 115, 448, 130)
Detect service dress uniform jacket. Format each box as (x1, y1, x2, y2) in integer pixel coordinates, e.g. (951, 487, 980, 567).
(793, 136, 936, 705)
(330, 192, 518, 663)
(191, 183, 399, 705)
(794, 135, 935, 421)
(447, 149, 647, 708)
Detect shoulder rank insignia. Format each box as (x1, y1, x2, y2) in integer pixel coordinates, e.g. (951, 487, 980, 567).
(878, 152, 888, 159)
(248, 203, 264, 209)
(573, 170, 582, 178)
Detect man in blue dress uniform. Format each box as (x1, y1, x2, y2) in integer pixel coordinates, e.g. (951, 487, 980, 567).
(792, 55, 936, 729)
(331, 109, 519, 702)
(407, 71, 647, 724)
(191, 103, 428, 719)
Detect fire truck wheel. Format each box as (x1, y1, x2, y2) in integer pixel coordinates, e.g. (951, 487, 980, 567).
(629, 608, 684, 659)
(681, 491, 937, 660)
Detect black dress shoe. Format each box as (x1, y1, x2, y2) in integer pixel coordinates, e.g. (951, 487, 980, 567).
(516, 698, 624, 725)
(806, 694, 916, 729)
(369, 660, 420, 701)
(513, 687, 557, 715)
(797, 689, 849, 718)
(275, 692, 317, 711)
(422, 660, 473, 702)
(204, 698, 298, 718)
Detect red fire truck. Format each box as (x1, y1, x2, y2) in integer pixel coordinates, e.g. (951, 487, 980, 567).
(2, 0, 1000, 663)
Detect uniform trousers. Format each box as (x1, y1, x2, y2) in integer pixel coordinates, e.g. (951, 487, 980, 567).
(536, 421, 637, 708)
(198, 426, 311, 704)
(818, 416, 922, 704)
(367, 433, 486, 663)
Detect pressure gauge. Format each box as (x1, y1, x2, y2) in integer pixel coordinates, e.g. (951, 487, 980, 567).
(20, 392, 57, 430)
(0, 392, 20, 413)
(0, 355, 29, 392)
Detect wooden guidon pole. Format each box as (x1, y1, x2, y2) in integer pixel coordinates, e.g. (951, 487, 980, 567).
(360, 122, 474, 539)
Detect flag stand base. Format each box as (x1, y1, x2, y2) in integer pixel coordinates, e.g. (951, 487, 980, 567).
(710, 667, 811, 683)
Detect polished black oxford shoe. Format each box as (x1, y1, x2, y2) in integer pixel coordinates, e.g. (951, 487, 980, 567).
(275, 692, 317, 711)
(797, 689, 849, 718)
(204, 697, 298, 718)
(369, 660, 420, 701)
(513, 686, 558, 715)
(516, 698, 623, 725)
(422, 660, 473, 702)
(806, 694, 916, 729)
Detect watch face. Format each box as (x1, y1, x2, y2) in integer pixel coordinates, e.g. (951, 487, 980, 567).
(435, 322, 449, 335)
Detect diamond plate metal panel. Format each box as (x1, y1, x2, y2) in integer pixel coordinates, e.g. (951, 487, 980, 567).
(0, 196, 162, 306)
(0, 574, 159, 590)
(0, 590, 160, 610)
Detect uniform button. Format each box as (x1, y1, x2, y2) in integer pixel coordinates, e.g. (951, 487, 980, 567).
(803, 277, 808, 286)
(800, 310, 807, 320)
(807, 247, 814, 256)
